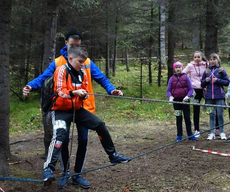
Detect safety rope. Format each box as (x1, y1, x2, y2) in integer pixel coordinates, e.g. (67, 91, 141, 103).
(67, 120, 230, 179)
(0, 187, 5, 192)
(87, 93, 230, 109)
(1, 93, 230, 183)
(1, 121, 230, 183)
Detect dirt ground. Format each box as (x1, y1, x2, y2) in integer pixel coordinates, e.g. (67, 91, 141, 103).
(1, 120, 230, 192)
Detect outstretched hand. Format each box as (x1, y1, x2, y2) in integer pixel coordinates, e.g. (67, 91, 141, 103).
(111, 89, 123, 96)
(23, 85, 32, 97)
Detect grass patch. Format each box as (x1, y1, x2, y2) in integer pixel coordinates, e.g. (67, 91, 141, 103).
(10, 93, 42, 135)
(9, 59, 230, 134)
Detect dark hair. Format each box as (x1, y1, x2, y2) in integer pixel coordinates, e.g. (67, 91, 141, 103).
(68, 46, 88, 60)
(65, 29, 82, 41)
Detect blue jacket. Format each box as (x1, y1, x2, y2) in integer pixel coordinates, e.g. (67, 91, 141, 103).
(28, 46, 115, 94)
(201, 66, 229, 99)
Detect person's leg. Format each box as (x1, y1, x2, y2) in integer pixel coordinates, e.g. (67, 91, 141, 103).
(58, 124, 71, 189)
(183, 104, 192, 136)
(42, 110, 53, 157)
(43, 111, 72, 185)
(74, 124, 88, 174)
(206, 100, 216, 139)
(216, 99, 225, 134)
(60, 124, 70, 172)
(75, 108, 130, 162)
(193, 89, 203, 132)
(72, 124, 90, 189)
(173, 104, 182, 138)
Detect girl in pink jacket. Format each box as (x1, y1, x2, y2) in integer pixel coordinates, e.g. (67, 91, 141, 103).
(183, 51, 208, 138)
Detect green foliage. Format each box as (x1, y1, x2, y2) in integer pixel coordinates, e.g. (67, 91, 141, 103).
(10, 93, 42, 134)
(93, 61, 174, 125)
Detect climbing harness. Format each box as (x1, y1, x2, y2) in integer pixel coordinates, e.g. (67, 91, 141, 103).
(192, 146, 230, 157)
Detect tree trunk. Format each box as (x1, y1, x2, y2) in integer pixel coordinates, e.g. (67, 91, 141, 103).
(125, 49, 130, 72)
(0, 0, 12, 176)
(112, 9, 119, 77)
(158, 0, 166, 86)
(149, 2, 153, 85)
(105, 0, 110, 78)
(42, 0, 59, 72)
(205, 0, 219, 58)
(167, 0, 175, 81)
(26, 17, 33, 85)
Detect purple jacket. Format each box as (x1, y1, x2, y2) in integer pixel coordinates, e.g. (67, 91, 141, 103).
(201, 66, 229, 99)
(167, 73, 193, 101)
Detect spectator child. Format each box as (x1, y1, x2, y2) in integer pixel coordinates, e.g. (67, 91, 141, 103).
(183, 51, 208, 138)
(167, 61, 197, 141)
(201, 53, 229, 140)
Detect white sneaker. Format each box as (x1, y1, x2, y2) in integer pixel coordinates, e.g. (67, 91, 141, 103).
(194, 130, 200, 138)
(207, 133, 215, 140)
(220, 133, 227, 140)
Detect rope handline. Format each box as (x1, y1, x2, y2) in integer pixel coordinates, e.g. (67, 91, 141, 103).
(1, 93, 230, 183)
(87, 93, 230, 109)
(1, 121, 230, 183)
(64, 121, 230, 180)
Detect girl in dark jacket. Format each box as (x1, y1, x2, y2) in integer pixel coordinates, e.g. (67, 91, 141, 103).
(167, 61, 197, 142)
(201, 53, 229, 140)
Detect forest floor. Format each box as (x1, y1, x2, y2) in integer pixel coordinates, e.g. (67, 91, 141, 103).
(1, 119, 230, 192)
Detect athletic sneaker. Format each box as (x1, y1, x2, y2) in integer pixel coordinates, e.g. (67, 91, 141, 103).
(43, 167, 55, 186)
(72, 175, 90, 189)
(58, 171, 70, 189)
(189, 135, 197, 140)
(109, 153, 131, 164)
(194, 130, 200, 138)
(207, 133, 215, 140)
(220, 133, 227, 140)
(175, 136, 182, 142)
(226, 136, 230, 142)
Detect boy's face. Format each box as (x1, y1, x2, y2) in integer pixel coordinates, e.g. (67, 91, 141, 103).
(174, 65, 183, 74)
(65, 38, 81, 50)
(194, 53, 202, 63)
(209, 57, 218, 66)
(69, 56, 85, 71)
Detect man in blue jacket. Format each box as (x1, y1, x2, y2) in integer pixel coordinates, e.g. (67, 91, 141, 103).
(23, 29, 127, 189)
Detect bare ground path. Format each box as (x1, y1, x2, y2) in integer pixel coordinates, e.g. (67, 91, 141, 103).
(1, 120, 230, 192)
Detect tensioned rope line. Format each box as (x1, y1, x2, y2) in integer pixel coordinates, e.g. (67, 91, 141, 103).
(1, 121, 230, 183)
(1, 94, 230, 183)
(69, 121, 230, 179)
(87, 93, 230, 109)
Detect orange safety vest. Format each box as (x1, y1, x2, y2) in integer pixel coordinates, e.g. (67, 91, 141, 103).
(52, 65, 88, 111)
(54, 56, 96, 114)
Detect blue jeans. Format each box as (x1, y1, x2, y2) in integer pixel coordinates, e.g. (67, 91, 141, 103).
(205, 99, 225, 134)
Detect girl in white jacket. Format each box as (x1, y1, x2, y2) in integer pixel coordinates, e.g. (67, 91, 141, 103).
(183, 51, 208, 138)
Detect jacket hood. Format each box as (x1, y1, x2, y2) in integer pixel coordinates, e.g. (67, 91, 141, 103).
(60, 46, 68, 61)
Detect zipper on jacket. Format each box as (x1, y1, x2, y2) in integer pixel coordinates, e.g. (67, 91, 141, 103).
(212, 69, 214, 99)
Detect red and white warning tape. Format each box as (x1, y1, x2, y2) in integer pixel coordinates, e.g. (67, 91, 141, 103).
(0, 187, 5, 192)
(192, 146, 230, 157)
